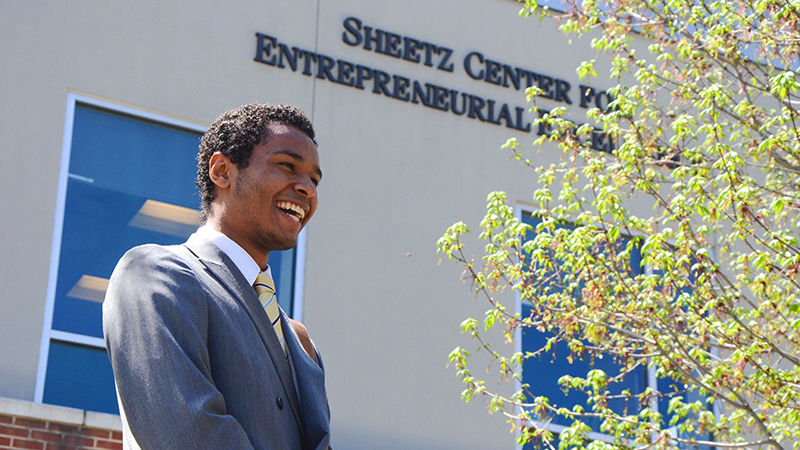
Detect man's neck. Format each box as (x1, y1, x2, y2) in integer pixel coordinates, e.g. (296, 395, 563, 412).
(203, 216, 269, 271)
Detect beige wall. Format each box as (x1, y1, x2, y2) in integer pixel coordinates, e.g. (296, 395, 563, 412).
(0, 1, 609, 447)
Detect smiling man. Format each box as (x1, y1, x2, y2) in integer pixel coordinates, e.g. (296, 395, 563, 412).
(103, 104, 331, 449)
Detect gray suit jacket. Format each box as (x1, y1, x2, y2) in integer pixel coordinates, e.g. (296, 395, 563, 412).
(103, 233, 331, 449)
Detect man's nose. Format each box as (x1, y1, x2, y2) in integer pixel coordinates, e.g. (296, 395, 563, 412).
(294, 176, 316, 198)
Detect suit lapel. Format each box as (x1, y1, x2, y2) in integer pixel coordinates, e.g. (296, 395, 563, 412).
(183, 234, 303, 432)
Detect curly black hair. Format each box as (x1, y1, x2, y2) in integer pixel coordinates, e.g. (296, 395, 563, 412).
(196, 103, 315, 219)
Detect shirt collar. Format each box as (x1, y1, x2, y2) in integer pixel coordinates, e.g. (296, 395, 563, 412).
(194, 224, 271, 285)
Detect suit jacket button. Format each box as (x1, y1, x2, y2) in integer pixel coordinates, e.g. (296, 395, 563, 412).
(276, 397, 284, 410)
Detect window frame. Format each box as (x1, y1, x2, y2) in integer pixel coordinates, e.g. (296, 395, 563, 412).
(34, 93, 310, 406)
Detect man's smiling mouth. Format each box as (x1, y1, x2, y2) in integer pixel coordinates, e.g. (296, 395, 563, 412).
(276, 201, 306, 223)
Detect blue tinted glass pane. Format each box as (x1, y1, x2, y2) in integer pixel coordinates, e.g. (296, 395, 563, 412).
(52, 104, 203, 337)
(520, 213, 646, 431)
(43, 341, 118, 414)
(521, 302, 646, 431)
(523, 214, 642, 280)
(70, 105, 200, 206)
(52, 179, 192, 337)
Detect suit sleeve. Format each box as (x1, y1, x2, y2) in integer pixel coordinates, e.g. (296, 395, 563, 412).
(103, 245, 254, 449)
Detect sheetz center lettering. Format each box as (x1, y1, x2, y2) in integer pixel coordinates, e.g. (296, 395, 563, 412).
(254, 16, 618, 154)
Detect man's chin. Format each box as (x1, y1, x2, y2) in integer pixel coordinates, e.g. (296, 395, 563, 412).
(259, 224, 304, 252)
(274, 242, 297, 251)
(272, 235, 299, 251)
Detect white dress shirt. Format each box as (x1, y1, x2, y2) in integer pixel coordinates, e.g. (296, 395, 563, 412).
(193, 225, 273, 285)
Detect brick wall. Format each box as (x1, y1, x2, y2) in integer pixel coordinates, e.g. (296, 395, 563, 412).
(0, 398, 122, 450)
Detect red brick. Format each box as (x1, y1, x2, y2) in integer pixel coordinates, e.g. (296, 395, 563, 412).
(45, 444, 77, 450)
(29, 430, 60, 443)
(60, 435, 93, 447)
(0, 435, 10, 445)
(95, 439, 122, 450)
(110, 431, 122, 441)
(13, 419, 46, 430)
(47, 422, 80, 433)
(11, 438, 44, 449)
(0, 415, 13, 425)
(78, 428, 110, 439)
(46, 423, 79, 434)
(0, 424, 29, 438)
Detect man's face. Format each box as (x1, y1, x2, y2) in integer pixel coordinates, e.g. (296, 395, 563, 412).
(224, 123, 321, 254)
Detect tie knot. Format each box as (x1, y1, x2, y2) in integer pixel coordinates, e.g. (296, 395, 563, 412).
(253, 272, 275, 297)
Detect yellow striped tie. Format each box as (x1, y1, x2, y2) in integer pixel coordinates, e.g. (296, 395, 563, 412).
(253, 272, 286, 354)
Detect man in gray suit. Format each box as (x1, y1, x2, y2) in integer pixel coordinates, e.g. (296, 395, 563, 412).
(103, 104, 331, 449)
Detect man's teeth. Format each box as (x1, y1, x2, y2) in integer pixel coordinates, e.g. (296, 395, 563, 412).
(276, 201, 305, 222)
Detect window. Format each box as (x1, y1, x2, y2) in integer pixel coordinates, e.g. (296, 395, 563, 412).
(517, 209, 712, 447)
(35, 95, 302, 414)
(518, 211, 645, 445)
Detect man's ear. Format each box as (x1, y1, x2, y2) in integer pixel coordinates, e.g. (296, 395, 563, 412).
(209, 152, 234, 190)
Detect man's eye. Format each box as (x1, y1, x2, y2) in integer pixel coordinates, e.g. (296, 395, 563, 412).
(280, 162, 295, 170)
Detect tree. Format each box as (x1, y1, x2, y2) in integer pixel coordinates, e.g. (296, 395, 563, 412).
(437, 0, 800, 448)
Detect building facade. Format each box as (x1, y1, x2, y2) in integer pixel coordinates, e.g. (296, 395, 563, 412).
(0, 1, 633, 448)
